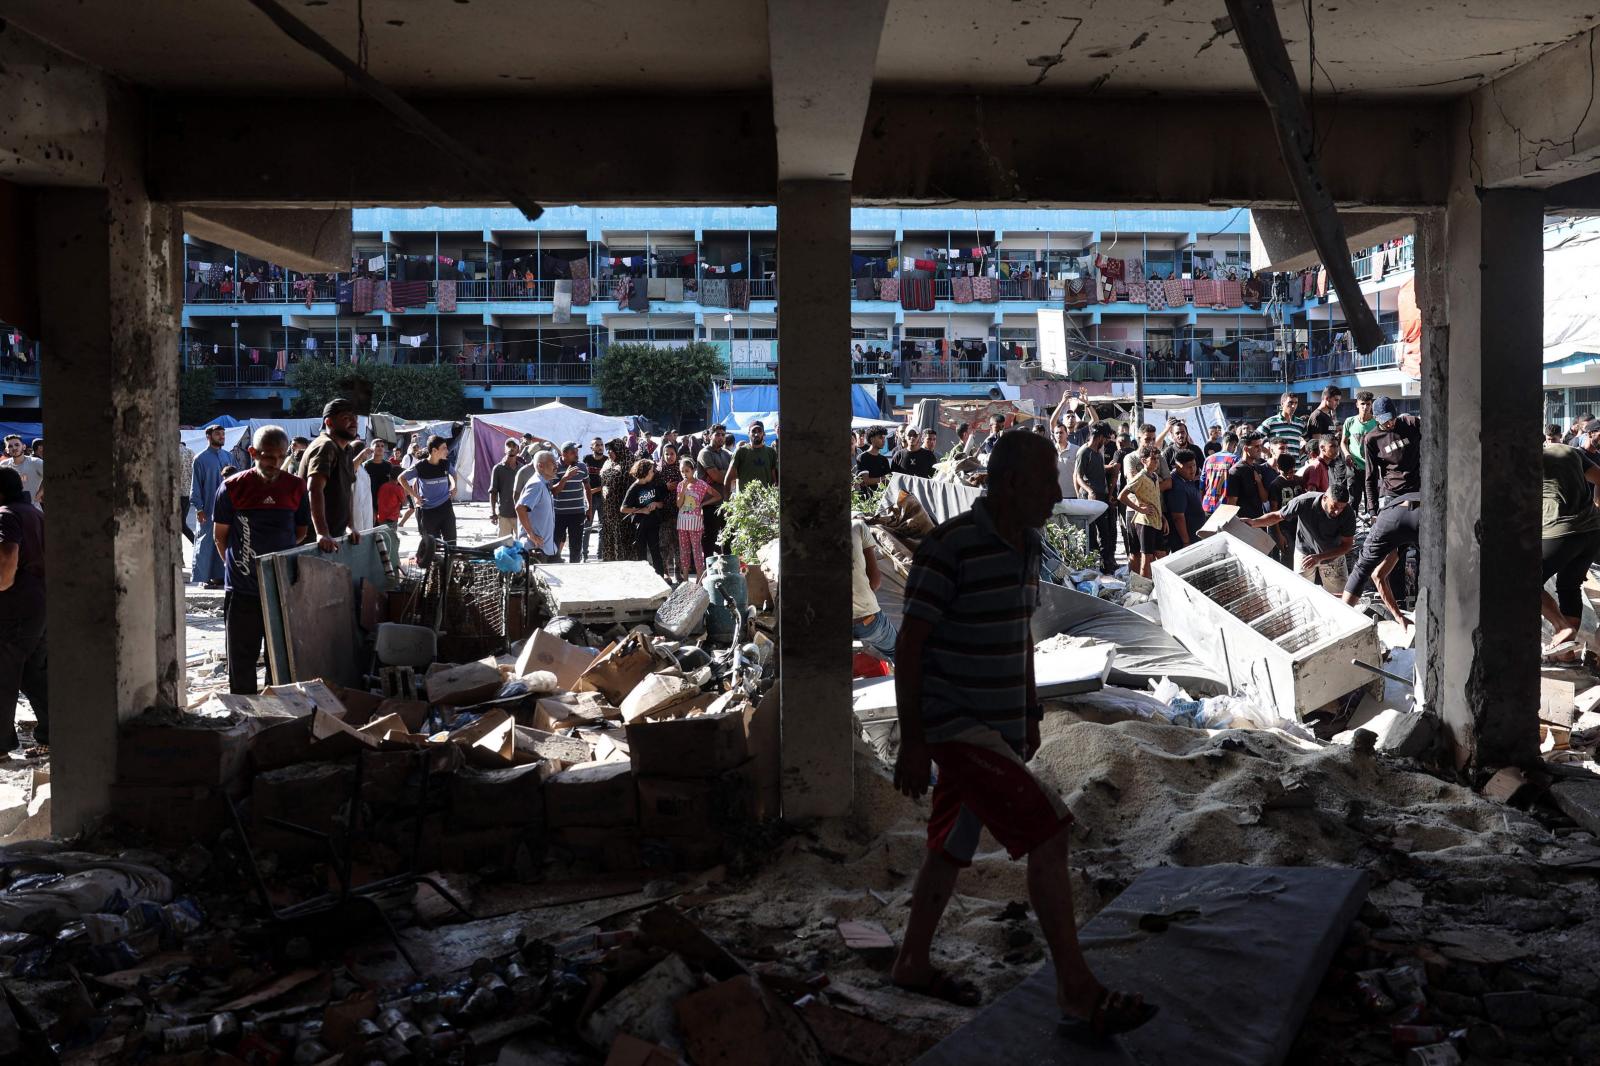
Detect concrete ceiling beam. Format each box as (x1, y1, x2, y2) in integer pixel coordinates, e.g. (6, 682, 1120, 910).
(0, 22, 109, 186)
(182, 207, 353, 273)
(1472, 27, 1600, 189)
(145, 93, 1452, 211)
(766, 0, 888, 181)
(1248, 209, 1417, 272)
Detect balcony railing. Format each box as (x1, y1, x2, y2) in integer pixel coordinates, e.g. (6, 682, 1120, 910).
(0, 362, 41, 384)
(1289, 343, 1402, 380)
(1349, 235, 1415, 282)
(457, 362, 594, 386)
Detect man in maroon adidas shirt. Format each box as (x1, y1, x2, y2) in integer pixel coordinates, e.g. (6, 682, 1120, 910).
(212, 425, 310, 694)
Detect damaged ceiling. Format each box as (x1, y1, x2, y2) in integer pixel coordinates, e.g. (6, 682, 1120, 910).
(0, 0, 1595, 99)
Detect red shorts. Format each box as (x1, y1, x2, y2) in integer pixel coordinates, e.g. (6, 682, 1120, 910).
(926, 738, 1073, 866)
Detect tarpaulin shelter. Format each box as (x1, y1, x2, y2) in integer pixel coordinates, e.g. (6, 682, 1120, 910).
(710, 383, 882, 441)
(1544, 221, 1600, 375)
(458, 401, 632, 501)
(0, 422, 43, 443)
(179, 416, 372, 458)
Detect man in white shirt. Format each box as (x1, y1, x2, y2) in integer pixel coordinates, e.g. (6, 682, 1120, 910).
(0, 436, 42, 506)
(851, 519, 897, 662)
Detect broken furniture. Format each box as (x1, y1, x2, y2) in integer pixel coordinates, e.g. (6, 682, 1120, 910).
(258, 526, 403, 687)
(1152, 533, 1380, 719)
(917, 865, 1370, 1066)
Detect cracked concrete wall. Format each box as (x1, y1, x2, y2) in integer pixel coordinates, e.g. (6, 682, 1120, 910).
(1430, 100, 1543, 772)
(36, 84, 181, 834)
(776, 181, 854, 819)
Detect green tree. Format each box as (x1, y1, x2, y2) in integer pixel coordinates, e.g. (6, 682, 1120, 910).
(594, 342, 726, 427)
(179, 366, 217, 426)
(286, 360, 467, 421)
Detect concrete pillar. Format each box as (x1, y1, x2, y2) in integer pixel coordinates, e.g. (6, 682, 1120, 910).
(35, 100, 182, 832)
(1423, 160, 1543, 770)
(776, 180, 853, 818)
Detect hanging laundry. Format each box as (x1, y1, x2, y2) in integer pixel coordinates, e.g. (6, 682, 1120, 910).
(951, 277, 974, 304)
(1241, 276, 1263, 309)
(629, 281, 650, 312)
(570, 258, 590, 281)
(855, 278, 876, 300)
(913, 258, 936, 272)
(972, 276, 997, 303)
(372, 281, 395, 314)
(1193, 279, 1219, 307)
(728, 279, 750, 310)
(612, 278, 631, 303)
(1219, 280, 1244, 308)
(367, 254, 386, 272)
(572, 278, 592, 306)
(1127, 259, 1145, 286)
(389, 280, 429, 308)
(886, 257, 899, 272)
(878, 278, 899, 303)
(552, 280, 572, 324)
(1163, 278, 1185, 307)
(249, 349, 261, 364)
(436, 280, 457, 313)
(1145, 278, 1167, 311)
(275, 349, 287, 372)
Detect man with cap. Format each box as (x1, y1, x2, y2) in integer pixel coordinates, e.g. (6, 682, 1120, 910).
(190, 423, 230, 587)
(551, 442, 592, 562)
(488, 438, 524, 537)
(1342, 397, 1421, 626)
(302, 398, 363, 552)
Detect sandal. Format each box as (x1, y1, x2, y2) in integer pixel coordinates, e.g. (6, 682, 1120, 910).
(1059, 988, 1159, 1039)
(1542, 641, 1581, 664)
(892, 969, 982, 1007)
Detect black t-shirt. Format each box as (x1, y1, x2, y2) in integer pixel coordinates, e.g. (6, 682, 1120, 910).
(364, 460, 395, 488)
(890, 448, 935, 479)
(622, 480, 664, 523)
(1282, 492, 1357, 556)
(584, 453, 605, 490)
(1363, 415, 1422, 501)
(1306, 407, 1339, 438)
(1225, 459, 1270, 518)
(856, 451, 891, 481)
(0, 499, 45, 620)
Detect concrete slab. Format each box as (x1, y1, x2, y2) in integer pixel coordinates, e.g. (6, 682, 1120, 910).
(538, 562, 670, 624)
(1552, 779, 1600, 836)
(916, 865, 1369, 1066)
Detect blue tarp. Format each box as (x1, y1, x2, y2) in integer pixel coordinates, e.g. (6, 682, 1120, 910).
(710, 384, 879, 426)
(0, 423, 42, 443)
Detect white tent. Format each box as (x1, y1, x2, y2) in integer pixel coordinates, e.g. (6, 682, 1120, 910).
(1545, 221, 1600, 370)
(460, 401, 632, 499)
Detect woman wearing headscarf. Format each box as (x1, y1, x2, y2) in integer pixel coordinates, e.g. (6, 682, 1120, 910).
(599, 438, 634, 562)
(656, 442, 682, 580)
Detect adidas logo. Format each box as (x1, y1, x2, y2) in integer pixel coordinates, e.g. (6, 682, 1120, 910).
(262, 496, 276, 504)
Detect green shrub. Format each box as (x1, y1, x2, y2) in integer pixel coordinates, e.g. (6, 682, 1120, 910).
(286, 360, 467, 421)
(179, 367, 217, 425)
(718, 480, 780, 563)
(594, 342, 727, 427)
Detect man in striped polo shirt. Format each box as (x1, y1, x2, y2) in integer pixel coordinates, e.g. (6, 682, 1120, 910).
(550, 442, 592, 562)
(890, 430, 1156, 1036)
(1258, 392, 1308, 461)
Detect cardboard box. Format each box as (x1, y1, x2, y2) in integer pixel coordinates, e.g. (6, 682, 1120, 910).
(576, 629, 660, 705)
(374, 698, 430, 733)
(532, 691, 616, 732)
(252, 761, 355, 835)
(514, 726, 595, 770)
(619, 673, 702, 724)
(442, 708, 516, 768)
(626, 697, 753, 778)
(636, 761, 757, 836)
(515, 629, 597, 690)
(425, 658, 506, 706)
(117, 718, 257, 787)
(544, 761, 637, 829)
(108, 783, 232, 843)
(249, 714, 316, 771)
(449, 762, 551, 828)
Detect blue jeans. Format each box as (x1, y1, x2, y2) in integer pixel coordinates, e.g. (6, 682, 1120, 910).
(853, 611, 899, 662)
